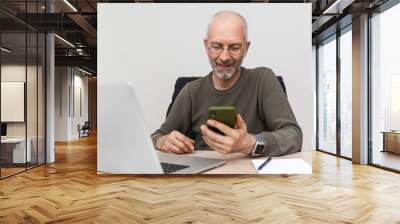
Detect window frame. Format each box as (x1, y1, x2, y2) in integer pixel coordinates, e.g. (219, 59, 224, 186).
(315, 24, 353, 161)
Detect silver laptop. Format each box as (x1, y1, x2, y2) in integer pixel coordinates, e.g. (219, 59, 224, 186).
(97, 82, 225, 174)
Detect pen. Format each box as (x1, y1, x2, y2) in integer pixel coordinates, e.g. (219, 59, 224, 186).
(257, 157, 272, 171)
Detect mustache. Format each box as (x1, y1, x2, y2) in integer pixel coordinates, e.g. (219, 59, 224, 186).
(215, 60, 236, 66)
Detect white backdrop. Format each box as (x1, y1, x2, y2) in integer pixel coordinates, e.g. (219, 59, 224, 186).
(98, 3, 314, 151)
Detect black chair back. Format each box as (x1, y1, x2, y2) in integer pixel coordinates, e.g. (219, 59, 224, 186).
(166, 77, 201, 116)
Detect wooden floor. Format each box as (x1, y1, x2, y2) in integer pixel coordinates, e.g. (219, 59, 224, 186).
(373, 150, 400, 171)
(1, 135, 400, 223)
(1, 167, 26, 178)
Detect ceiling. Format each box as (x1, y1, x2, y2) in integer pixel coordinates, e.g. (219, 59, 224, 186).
(0, 0, 392, 75)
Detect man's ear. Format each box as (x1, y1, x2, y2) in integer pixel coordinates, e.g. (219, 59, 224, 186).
(245, 41, 251, 51)
(244, 41, 251, 56)
(204, 39, 208, 49)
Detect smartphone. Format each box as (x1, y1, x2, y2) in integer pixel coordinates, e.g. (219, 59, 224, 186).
(207, 106, 237, 135)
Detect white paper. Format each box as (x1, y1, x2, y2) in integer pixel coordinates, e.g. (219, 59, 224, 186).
(252, 158, 312, 174)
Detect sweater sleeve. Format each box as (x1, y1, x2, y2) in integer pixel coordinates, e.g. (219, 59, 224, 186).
(256, 68, 303, 156)
(150, 84, 192, 147)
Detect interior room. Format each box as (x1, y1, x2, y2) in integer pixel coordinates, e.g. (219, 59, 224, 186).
(0, 0, 399, 223)
(0, 27, 46, 177)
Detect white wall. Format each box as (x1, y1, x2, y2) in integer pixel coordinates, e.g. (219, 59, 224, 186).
(55, 67, 69, 141)
(72, 73, 89, 138)
(55, 67, 89, 141)
(98, 3, 314, 151)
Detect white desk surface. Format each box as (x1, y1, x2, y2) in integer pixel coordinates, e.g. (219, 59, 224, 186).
(190, 151, 312, 174)
(1, 138, 27, 144)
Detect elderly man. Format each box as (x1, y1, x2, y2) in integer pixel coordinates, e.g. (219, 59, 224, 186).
(151, 10, 302, 157)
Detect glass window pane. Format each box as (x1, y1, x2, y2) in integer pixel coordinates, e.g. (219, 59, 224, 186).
(25, 0, 41, 168)
(38, 32, 45, 165)
(27, 31, 38, 169)
(371, 3, 400, 171)
(0, 1, 46, 179)
(1, 31, 27, 177)
(340, 29, 352, 158)
(318, 37, 337, 154)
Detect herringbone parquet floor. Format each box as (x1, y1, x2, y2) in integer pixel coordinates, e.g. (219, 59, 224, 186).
(1, 134, 400, 223)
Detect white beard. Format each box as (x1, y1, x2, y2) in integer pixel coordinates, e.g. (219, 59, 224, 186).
(208, 51, 245, 81)
(209, 58, 237, 81)
(214, 69, 235, 80)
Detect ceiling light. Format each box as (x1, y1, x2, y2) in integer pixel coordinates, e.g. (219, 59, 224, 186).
(323, 0, 355, 15)
(1, 47, 11, 53)
(76, 48, 85, 55)
(54, 34, 75, 48)
(78, 67, 92, 76)
(63, 0, 78, 12)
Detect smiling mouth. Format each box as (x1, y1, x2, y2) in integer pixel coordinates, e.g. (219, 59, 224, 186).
(217, 64, 234, 69)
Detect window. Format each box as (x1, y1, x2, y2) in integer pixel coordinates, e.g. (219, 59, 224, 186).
(317, 25, 353, 159)
(318, 36, 337, 154)
(339, 28, 352, 158)
(370, 2, 400, 171)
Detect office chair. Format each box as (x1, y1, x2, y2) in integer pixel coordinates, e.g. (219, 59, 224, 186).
(79, 121, 90, 138)
(166, 75, 287, 117)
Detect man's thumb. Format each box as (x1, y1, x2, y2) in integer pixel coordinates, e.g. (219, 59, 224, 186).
(236, 114, 246, 129)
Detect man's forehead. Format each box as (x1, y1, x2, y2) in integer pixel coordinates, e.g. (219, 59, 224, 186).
(207, 34, 245, 44)
(207, 24, 246, 42)
(209, 39, 244, 45)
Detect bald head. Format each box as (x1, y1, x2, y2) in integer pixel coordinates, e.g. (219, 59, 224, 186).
(207, 10, 248, 41)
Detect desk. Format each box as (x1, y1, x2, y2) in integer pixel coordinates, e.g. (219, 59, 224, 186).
(98, 151, 312, 175)
(190, 151, 312, 174)
(1, 138, 31, 163)
(381, 131, 400, 154)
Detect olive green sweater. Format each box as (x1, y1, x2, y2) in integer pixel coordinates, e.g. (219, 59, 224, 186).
(151, 67, 302, 156)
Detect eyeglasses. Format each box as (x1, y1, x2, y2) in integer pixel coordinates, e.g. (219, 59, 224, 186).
(208, 43, 243, 56)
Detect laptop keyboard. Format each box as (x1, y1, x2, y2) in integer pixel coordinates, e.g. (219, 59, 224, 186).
(160, 162, 189, 174)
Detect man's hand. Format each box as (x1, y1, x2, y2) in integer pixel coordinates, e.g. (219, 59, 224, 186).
(200, 114, 256, 154)
(155, 130, 195, 154)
